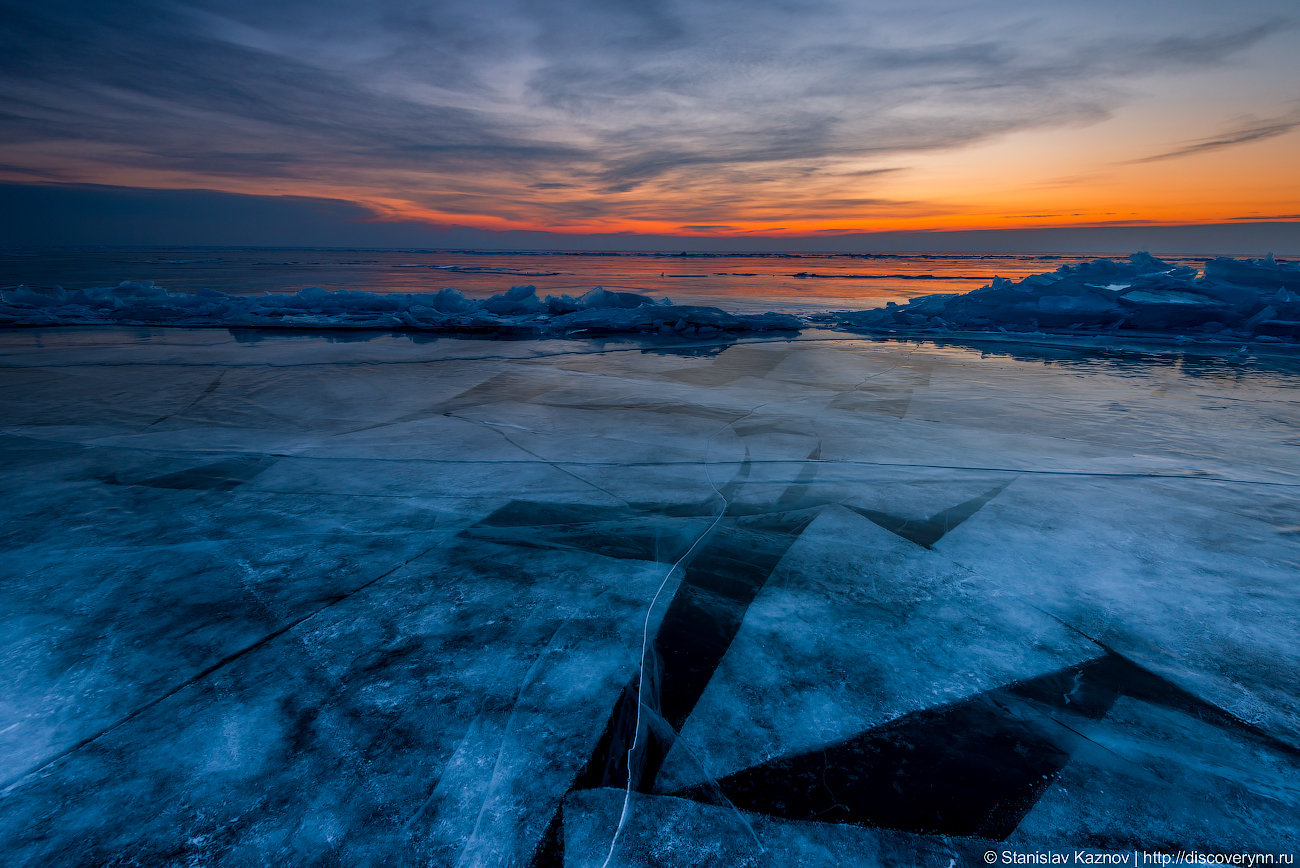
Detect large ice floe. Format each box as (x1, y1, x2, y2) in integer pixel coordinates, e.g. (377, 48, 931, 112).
(834, 252, 1300, 342)
(1, 326, 1299, 866)
(0, 282, 800, 336)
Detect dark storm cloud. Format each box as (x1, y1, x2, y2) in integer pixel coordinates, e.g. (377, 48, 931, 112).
(0, 0, 1293, 203)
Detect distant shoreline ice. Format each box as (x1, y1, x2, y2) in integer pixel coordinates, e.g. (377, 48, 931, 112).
(2, 252, 1297, 345)
(832, 252, 1300, 345)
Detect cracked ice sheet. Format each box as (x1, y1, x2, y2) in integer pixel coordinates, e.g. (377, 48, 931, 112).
(2, 327, 1300, 864)
(656, 502, 1099, 792)
(939, 473, 1300, 747)
(0, 440, 450, 780)
(903, 360, 1300, 484)
(561, 787, 997, 868)
(0, 543, 673, 867)
(1006, 696, 1300, 852)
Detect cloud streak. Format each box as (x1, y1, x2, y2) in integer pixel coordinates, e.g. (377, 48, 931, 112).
(1129, 111, 1300, 163)
(0, 0, 1295, 232)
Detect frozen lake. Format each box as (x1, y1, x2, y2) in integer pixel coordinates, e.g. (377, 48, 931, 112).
(2, 327, 1298, 866)
(0, 248, 1207, 313)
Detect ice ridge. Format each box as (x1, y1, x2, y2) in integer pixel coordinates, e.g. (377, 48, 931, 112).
(3, 254, 1298, 343)
(829, 252, 1300, 343)
(0, 282, 801, 336)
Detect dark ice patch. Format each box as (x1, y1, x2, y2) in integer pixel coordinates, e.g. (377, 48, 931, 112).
(528, 806, 565, 868)
(349, 370, 561, 434)
(673, 652, 1300, 840)
(0, 433, 87, 458)
(730, 417, 814, 438)
(123, 454, 278, 491)
(654, 510, 820, 734)
(775, 444, 822, 508)
(500, 460, 1026, 866)
(533, 398, 746, 423)
(464, 505, 711, 564)
(680, 685, 1070, 838)
(641, 343, 735, 359)
(829, 386, 915, 418)
(829, 363, 933, 419)
(661, 346, 793, 387)
(569, 509, 819, 808)
(521, 468, 823, 867)
(147, 369, 226, 427)
(847, 478, 1012, 548)
(430, 370, 560, 414)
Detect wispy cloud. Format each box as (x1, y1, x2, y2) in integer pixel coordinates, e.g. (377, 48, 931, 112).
(0, 0, 1294, 230)
(1130, 110, 1300, 163)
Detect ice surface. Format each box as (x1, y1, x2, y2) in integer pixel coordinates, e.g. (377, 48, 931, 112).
(1, 327, 1298, 865)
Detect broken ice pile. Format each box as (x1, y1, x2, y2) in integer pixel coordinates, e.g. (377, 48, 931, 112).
(0, 282, 800, 336)
(5, 253, 1299, 343)
(838, 253, 1300, 341)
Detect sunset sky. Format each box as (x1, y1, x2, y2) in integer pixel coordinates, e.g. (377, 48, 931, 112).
(2, 0, 1298, 243)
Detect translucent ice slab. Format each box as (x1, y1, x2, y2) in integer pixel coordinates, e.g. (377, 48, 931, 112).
(1, 328, 1298, 865)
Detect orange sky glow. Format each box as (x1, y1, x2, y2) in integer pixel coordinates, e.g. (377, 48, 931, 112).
(2, 0, 1298, 242)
